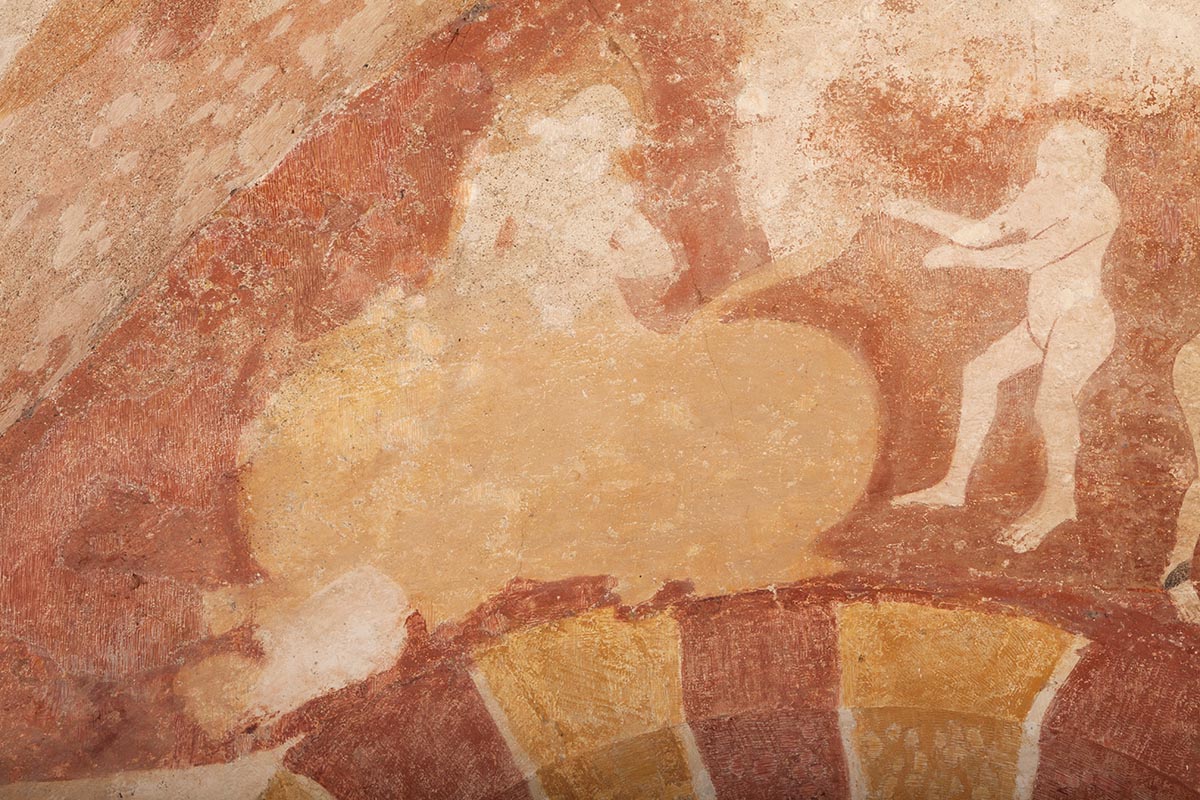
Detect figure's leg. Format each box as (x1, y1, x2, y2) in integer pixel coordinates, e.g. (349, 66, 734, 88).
(1167, 332, 1200, 624)
(1003, 303, 1116, 552)
(894, 323, 1043, 507)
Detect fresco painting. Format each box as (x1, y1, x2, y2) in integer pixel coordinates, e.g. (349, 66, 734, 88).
(1, 0, 1199, 797)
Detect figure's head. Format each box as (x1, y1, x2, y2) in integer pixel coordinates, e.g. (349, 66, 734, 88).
(1036, 122, 1108, 180)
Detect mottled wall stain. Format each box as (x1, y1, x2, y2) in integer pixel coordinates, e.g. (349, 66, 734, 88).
(0, 0, 463, 436)
(0, 0, 143, 116)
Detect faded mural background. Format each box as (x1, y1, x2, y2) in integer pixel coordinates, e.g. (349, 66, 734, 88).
(1, 0, 1199, 797)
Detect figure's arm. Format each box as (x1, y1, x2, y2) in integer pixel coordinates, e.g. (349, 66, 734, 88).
(924, 222, 1105, 271)
(885, 198, 1013, 247)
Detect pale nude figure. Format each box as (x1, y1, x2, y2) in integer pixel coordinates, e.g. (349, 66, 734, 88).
(1166, 333, 1200, 624)
(884, 122, 1120, 553)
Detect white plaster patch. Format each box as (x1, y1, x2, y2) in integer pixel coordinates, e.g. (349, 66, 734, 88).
(223, 56, 247, 81)
(87, 126, 108, 149)
(236, 98, 306, 173)
(176, 142, 236, 201)
(52, 203, 107, 270)
(240, 65, 277, 96)
(270, 14, 294, 39)
(115, 151, 140, 174)
(299, 34, 328, 76)
(106, 92, 143, 126)
(186, 100, 218, 125)
(248, 566, 410, 719)
(173, 185, 224, 233)
(331, 0, 397, 74)
(3, 196, 37, 233)
(17, 277, 115, 374)
(0, 34, 24, 78)
(152, 92, 177, 114)
(212, 103, 237, 126)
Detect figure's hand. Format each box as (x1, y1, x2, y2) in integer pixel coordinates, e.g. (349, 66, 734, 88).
(923, 244, 961, 269)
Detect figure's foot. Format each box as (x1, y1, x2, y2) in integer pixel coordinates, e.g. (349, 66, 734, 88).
(1000, 493, 1076, 553)
(1169, 582, 1200, 625)
(892, 480, 967, 508)
(1164, 562, 1200, 625)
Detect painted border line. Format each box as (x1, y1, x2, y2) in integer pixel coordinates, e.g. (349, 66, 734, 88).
(838, 706, 869, 800)
(1013, 635, 1089, 800)
(469, 667, 550, 800)
(677, 722, 718, 800)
